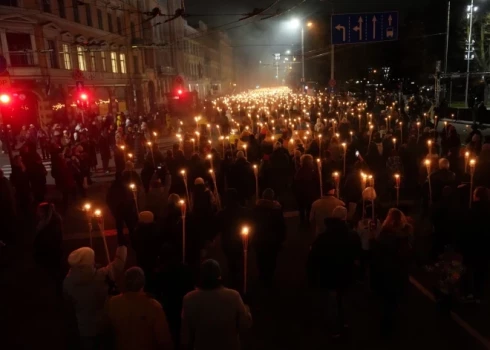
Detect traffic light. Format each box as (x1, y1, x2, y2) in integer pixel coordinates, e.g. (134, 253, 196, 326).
(0, 93, 10, 104)
(76, 91, 90, 108)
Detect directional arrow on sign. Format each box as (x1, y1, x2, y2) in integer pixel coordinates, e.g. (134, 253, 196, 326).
(335, 24, 346, 42)
(353, 16, 363, 41)
(372, 16, 377, 39)
(388, 15, 393, 26)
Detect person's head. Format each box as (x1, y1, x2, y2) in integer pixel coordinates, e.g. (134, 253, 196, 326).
(167, 193, 181, 208)
(300, 154, 313, 168)
(138, 211, 154, 224)
(332, 206, 347, 221)
(362, 187, 377, 202)
(382, 208, 407, 231)
(124, 267, 146, 292)
(273, 142, 282, 151)
(36, 202, 56, 222)
(13, 155, 22, 167)
(473, 186, 489, 203)
(68, 247, 95, 268)
(262, 188, 275, 200)
(324, 181, 336, 196)
(194, 177, 205, 186)
(237, 151, 245, 159)
(198, 259, 222, 290)
(125, 160, 134, 171)
(439, 158, 450, 170)
(166, 149, 173, 158)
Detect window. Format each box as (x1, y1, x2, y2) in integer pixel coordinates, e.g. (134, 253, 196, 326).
(117, 17, 122, 35)
(130, 22, 136, 38)
(133, 55, 139, 74)
(85, 4, 92, 26)
(47, 40, 59, 68)
(58, 0, 65, 17)
(107, 13, 113, 32)
(90, 51, 96, 71)
(97, 9, 103, 30)
(119, 53, 126, 73)
(42, 0, 51, 12)
(61, 44, 72, 70)
(100, 51, 107, 72)
(73, 0, 79, 22)
(6, 33, 34, 67)
(0, 0, 18, 6)
(77, 46, 87, 71)
(110, 51, 118, 73)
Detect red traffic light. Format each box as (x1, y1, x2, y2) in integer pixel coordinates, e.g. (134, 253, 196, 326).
(0, 94, 10, 104)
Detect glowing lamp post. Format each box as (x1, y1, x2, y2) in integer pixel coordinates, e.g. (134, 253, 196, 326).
(83, 202, 93, 247)
(179, 200, 186, 263)
(241, 226, 250, 295)
(94, 209, 110, 264)
(469, 159, 476, 208)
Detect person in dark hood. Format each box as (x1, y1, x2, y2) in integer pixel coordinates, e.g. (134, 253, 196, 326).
(106, 172, 138, 240)
(33, 202, 64, 296)
(307, 206, 361, 338)
(216, 189, 252, 291)
(371, 208, 413, 337)
(428, 158, 456, 204)
(228, 151, 254, 206)
(462, 187, 490, 302)
(252, 188, 286, 286)
(131, 211, 161, 277)
(10, 154, 32, 214)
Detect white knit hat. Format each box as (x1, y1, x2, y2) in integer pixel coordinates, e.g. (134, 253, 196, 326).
(68, 247, 95, 267)
(138, 211, 154, 224)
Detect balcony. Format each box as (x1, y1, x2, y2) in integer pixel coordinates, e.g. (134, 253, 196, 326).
(157, 65, 176, 76)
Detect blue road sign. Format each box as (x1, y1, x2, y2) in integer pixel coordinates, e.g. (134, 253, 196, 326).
(331, 11, 398, 45)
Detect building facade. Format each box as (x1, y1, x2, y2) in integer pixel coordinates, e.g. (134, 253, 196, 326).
(0, 0, 236, 126)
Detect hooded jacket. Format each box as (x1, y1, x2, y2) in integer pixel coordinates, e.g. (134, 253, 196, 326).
(63, 246, 127, 337)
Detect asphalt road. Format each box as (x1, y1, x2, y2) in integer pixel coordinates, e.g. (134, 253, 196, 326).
(2, 214, 486, 350)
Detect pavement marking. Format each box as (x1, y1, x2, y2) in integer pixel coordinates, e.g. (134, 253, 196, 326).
(409, 276, 490, 349)
(1, 160, 51, 176)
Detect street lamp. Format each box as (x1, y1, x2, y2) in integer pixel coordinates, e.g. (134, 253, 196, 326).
(289, 18, 312, 85)
(464, 0, 484, 107)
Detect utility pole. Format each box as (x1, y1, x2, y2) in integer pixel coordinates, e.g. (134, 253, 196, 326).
(444, 1, 450, 73)
(301, 26, 305, 84)
(465, 0, 474, 107)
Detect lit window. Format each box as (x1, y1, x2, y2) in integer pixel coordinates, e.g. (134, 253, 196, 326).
(61, 44, 71, 70)
(90, 51, 96, 71)
(77, 46, 86, 71)
(119, 53, 126, 74)
(110, 51, 118, 73)
(100, 51, 107, 72)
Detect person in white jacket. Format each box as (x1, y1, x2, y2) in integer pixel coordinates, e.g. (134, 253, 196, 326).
(63, 236, 128, 350)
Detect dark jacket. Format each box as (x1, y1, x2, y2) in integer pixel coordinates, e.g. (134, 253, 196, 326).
(252, 199, 286, 249)
(307, 218, 361, 290)
(371, 224, 413, 295)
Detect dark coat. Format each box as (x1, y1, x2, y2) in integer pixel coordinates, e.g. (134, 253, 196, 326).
(252, 199, 286, 250)
(307, 218, 361, 290)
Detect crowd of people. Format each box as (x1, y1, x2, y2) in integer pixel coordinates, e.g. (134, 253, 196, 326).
(3, 87, 490, 349)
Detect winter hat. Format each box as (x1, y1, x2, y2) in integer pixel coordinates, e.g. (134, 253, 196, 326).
(68, 247, 95, 267)
(138, 211, 154, 224)
(194, 177, 205, 185)
(362, 187, 377, 201)
(332, 206, 347, 221)
(262, 188, 275, 200)
(199, 259, 222, 288)
(167, 193, 181, 206)
(124, 267, 146, 292)
(236, 151, 245, 159)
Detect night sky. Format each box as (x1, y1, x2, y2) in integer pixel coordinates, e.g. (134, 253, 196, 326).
(184, 0, 454, 85)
